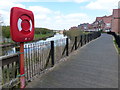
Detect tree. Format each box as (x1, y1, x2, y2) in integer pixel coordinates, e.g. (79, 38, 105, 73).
(2, 26, 10, 38)
(0, 14, 3, 25)
(0, 14, 4, 43)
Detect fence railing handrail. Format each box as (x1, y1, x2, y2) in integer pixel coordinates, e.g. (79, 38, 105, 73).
(0, 53, 19, 61)
(0, 53, 19, 66)
(1, 31, 101, 88)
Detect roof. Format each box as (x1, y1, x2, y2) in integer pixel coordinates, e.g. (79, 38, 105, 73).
(96, 17, 103, 21)
(102, 15, 112, 23)
(95, 15, 112, 24)
(112, 9, 120, 17)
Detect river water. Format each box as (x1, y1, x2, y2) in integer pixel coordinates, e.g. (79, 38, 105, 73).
(3, 33, 67, 56)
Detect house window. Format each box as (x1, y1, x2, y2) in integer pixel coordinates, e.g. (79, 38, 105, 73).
(84, 27, 87, 29)
(106, 23, 110, 27)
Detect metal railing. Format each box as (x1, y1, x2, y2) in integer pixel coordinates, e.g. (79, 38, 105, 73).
(1, 31, 101, 88)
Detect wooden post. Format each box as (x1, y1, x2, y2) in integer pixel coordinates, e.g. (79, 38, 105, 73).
(81, 35, 83, 46)
(75, 37, 77, 50)
(20, 42, 25, 88)
(51, 41, 54, 67)
(66, 38, 69, 56)
(87, 34, 89, 42)
(85, 35, 86, 44)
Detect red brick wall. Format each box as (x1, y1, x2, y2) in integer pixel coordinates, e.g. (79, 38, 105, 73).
(111, 9, 120, 34)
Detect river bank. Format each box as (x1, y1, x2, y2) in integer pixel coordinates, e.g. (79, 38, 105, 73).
(0, 33, 55, 48)
(1, 33, 67, 56)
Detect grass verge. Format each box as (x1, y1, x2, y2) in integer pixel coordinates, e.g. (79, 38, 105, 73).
(34, 33, 55, 40)
(114, 40, 120, 54)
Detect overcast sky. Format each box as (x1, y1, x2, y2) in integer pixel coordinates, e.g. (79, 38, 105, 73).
(0, 0, 119, 30)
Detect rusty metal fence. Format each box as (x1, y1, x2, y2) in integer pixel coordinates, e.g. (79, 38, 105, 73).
(0, 31, 101, 88)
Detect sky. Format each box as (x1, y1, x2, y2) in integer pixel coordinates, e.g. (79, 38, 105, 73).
(0, 0, 119, 30)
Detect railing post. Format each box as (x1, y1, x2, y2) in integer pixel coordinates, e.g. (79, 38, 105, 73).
(88, 34, 89, 42)
(81, 35, 83, 46)
(66, 38, 69, 56)
(86, 34, 88, 43)
(85, 35, 86, 44)
(90, 34, 92, 40)
(51, 41, 54, 67)
(94, 32, 96, 39)
(75, 37, 77, 50)
(15, 46, 20, 52)
(90, 34, 92, 41)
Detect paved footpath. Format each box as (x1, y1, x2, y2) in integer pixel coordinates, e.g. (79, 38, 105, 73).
(27, 34, 118, 88)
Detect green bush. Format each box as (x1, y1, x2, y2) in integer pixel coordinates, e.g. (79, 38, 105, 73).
(2, 26, 10, 38)
(114, 40, 120, 54)
(63, 29, 84, 37)
(35, 28, 53, 34)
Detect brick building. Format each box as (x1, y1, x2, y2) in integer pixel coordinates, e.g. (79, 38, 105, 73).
(77, 15, 112, 32)
(69, 26, 78, 30)
(78, 23, 89, 31)
(93, 15, 112, 32)
(69, 8, 120, 34)
(111, 9, 120, 34)
(78, 23, 94, 31)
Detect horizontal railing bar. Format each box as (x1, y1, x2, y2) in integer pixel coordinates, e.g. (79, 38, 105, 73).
(0, 53, 19, 66)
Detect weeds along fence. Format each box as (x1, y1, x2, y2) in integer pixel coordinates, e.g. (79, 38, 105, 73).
(1, 31, 101, 88)
(107, 31, 120, 48)
(0, 54, 20, 88)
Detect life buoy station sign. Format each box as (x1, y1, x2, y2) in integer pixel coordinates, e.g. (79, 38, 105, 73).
(10, 7, 34, 42)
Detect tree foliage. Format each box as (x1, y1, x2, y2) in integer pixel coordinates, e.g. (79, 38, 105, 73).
(2, 26, 10, 38)
(0, 14, 3, 25)
(35, 28, 53, 34)
(63, 28, 83, 37)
